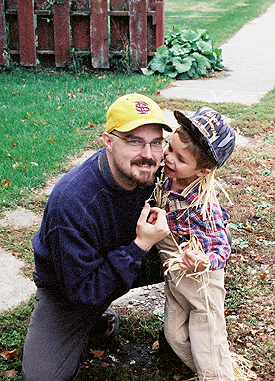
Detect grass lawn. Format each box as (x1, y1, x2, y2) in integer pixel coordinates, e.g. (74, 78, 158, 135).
(165, 0, 275, 46)
(0, 0, 275, 380)
(0, 70, 169, 210)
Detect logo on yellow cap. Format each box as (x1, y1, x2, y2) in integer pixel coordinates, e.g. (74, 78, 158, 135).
(134, 101, 151, 115)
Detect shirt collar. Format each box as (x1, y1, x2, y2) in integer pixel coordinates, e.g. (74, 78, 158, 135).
(163, 178, 199, 203)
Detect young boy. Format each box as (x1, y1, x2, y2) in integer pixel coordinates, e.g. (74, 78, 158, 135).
(155, 107, 236, 380)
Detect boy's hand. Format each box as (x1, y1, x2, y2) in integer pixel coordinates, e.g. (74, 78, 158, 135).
(134, 203, 170, 251)
(179, 246, 208, 272)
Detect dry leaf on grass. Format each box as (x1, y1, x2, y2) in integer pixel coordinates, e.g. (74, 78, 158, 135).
(90, 349, 105, 358)
(0, 349, 18, 360)
(152, 340, 159, 350)
(4, 369, 18, 378)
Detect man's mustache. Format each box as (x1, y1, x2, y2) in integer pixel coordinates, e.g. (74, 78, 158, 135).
(131, 158, 157, 167)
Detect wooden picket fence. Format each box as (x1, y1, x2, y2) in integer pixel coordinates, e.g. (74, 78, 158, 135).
(0, 0, 165, 70)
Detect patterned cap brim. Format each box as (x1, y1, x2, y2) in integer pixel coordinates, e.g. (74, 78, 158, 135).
(174, 110, 217, 163)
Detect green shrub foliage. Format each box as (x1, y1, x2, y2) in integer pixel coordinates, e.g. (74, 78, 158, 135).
(142, 28, 224, 79)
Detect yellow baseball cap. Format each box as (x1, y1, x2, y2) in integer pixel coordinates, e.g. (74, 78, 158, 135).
(105, 93, 173, 133)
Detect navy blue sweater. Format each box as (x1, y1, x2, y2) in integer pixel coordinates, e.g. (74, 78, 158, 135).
(33, 149, 154, 309)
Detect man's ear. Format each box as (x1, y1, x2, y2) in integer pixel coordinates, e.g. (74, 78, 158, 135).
(196, 167, 211, 177)
(102, 132, 113, 152)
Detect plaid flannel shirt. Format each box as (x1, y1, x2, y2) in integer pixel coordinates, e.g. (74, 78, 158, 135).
(163, 179, 231, 270)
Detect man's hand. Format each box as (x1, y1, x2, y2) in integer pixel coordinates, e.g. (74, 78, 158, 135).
(134, 203, 170, 251)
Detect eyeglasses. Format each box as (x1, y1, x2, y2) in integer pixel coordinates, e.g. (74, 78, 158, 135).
(110, 132, 167, 152)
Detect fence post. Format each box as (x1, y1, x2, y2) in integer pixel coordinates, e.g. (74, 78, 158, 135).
(0, 0, 7, 65)
(54, 0, 71, 67)
(91, 0, 109, 68)
(155, 0, 165, 48)
(17, 0, 36, 66)
(129, 0, 147, 70)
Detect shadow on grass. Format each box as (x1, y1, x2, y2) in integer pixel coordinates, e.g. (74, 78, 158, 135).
(80, 307, 194, 380)
(0, 302, 194, 381)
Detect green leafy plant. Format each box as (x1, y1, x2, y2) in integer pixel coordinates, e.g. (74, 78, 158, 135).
(142, 28, 224, 79)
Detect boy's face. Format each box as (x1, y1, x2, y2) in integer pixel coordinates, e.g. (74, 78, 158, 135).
(164, 133, 208, 187)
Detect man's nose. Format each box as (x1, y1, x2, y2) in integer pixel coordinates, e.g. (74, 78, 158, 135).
(140, 142, 154, 157)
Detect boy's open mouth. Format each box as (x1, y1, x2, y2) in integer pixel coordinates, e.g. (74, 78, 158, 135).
(164, 163, 174, 173)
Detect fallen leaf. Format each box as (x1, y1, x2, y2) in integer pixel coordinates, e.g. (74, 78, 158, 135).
(248, 328, 257, 336)
(1, 349, 18, 360)
(259, 272, 266, 280)
(152, 340, 159, 350)
(4, 369, 18, 378)
(91, 349, 104, 358)
(0, 178, 12, 189)
(243, 220, 253, 232)
(259, 330, 268, 341)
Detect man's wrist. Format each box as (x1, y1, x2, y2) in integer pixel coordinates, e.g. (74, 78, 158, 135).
(134, 238, 151, 252)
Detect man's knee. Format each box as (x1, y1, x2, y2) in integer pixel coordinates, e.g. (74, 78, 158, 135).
(22, 357, 80, 381)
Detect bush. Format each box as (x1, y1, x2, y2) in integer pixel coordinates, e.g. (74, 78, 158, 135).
(142, 28, 224, 79)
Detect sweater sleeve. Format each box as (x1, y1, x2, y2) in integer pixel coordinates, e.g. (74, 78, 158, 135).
(43, 223, 147, 308)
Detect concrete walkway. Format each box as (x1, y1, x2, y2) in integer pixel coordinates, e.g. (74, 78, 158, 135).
(0, 248, 37, 311)
(1, 4, 274, 312)
(0, 151, 95, 313)
(161, 3, 275, 105)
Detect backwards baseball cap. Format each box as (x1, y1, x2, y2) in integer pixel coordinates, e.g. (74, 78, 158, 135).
(106, 93, 173, 133)
(174, 107, 236, 168)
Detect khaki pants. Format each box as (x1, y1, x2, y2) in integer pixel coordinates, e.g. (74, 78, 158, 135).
(157, 236, 234, 381)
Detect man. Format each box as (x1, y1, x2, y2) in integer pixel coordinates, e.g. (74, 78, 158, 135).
(22, 93, 172, 380)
